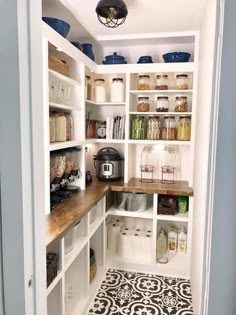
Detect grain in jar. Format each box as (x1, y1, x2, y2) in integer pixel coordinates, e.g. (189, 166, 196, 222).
(155, 74, 168, 90)
(49, 113, 56, 143)
(137, 75, 151, 90)
(176, 74, 189, 90)
(111, 78, 124, 102)
(175, 96, 188, 112)
(65, 113, 73, 141)
(177, 115, 191, 141)
(94, 78, 106, 102)
(147, 116, 160, 140)
(161, 116, 176, 140)
(156, 96, 169, 112)
(55, 113, 67, 142)
(137, 96, 150, 112)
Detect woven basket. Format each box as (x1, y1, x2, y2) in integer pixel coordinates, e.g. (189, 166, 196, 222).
(48, 56, 70, 77)
(46, 252, 58, 287)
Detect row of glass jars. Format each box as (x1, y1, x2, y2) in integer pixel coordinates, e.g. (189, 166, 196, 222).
(49, 78, 72, 105)
(137, 96, 189, 112)
(131, 115, 191, 141)
(49, 112, 74, 143)
(137, 74, 189, 90)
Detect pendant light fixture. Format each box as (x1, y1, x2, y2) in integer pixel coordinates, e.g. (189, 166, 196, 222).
(96, 0, 128, 28)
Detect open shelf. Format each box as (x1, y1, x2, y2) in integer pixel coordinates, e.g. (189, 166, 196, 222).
(48, 69, 80, 86)
(85, 139, 126, 144)
(47, 281, 63, 315)
(86, 100, 126, 106)
(128, 139, 192, 145)
(107, 207, 154, 219)
(49, 102, 80, 111)
(49, 140, 83, 151)
(47, 271, 63, 296)
(156, 253, 190, 278)
(156, 212, 189, 222)
(130, 111, 192, 116)
(130, 89, 193, 95)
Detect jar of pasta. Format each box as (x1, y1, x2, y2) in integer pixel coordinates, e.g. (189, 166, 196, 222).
(137, 75, 151, 90)
(155, 75, 168, 90)
(175, 96, 188, 112)
(147, 116, 161, 140)
(176, 74, 189, 90)
(161, 116, 176, 140)
(177, 116, 191, 141)
(137, 96, 150, 112)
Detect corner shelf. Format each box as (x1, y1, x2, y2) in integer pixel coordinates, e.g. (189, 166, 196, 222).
(107, 207, 154, 219)
(47, 271, 63, 296)
(156, 213, 189, 222)
(130, 111, 192, 116)
(49, 102, 81, 111)
(128, 140, 192, 145)
(48, 69, 80, 86)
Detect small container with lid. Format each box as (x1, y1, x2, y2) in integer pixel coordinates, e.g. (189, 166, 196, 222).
(155, 75, 168, 90)
(137, 75, 151, 90)
(161, 116, 176, 140)
(137, 96, 150, 112)
(85, 76, 92, 100)
(111, 78, 124, 102)
(176, 74, 189, 90)
(147, 116, 160, 140)
(94, 78, 106, 102)
(175, 96, 188, 112)
(177, 115, 191, 141)
(156, 96, 169, 112)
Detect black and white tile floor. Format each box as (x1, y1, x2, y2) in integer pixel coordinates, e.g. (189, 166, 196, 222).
(88, 269, 193, 315)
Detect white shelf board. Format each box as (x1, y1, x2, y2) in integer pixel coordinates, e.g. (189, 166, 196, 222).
(64, 236, 88, 272)
(48, 69, 80, 86)
(107, 207, 154, 219)
(130, 90, 193, 95)
(46, 271, 62, 296)
(128, 140, 192, 146)
(49, 140, 83, 151)
(156, 253, 190, 278)
(49, 102, 80, 111)
(89, 216, 104, 239)
(130, 111, 192, 116)
(86, 100, 126, 106)
(156, 213, 189, 222)
(85, 139, 125, 144)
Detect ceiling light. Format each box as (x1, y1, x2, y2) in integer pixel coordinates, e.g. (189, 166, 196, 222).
(96, 0, 128, 28)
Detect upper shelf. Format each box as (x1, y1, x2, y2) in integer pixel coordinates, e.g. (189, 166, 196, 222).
(48, 69, 80, 86)
(86, 100, 126, 106)
(130, 90, 193, 95)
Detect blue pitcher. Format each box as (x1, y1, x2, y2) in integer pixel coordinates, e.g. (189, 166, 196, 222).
(82, 43, 95, 61)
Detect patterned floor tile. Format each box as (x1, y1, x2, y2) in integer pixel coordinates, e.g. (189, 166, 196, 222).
(87, 269, 193, 315)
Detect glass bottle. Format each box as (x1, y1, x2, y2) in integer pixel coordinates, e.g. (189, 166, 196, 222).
(161, 116, 176, 140)
(177, 116, 191, 141)
(155, 75, 168, 90)
(94, 79, 106, 102)
(137, 75, 151, 90)
(157, 227, 168, 264)
(140, 146, 155, 183)
(111, 78, 124, 102)
(176, 74, 189, 90)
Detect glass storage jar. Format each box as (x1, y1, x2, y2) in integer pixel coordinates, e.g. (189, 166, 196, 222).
(85, 75, 92, 100)
(111, 78, 124, 102)
(156, 96, 169, 112)
(137, 96, 150, 112)
(147, 116, 161, 140)
(65, 113, 73, 141)
(131, 116, 145, 140)
(49, 113, 56, 143)
(58, 83, 71, 105)
(175, 96, 188, 112)
(94, 78, 106, 102)
(160, 146, 179, 183)
(176, 74, 189, 90)
(49, 78, 59, 103)
(137, 75, 151, 90)
(55, 113, 67, 142)
(155, 75, 169, 90)
(161, 116, 176, 140)
(177, 115, 191, 141)
(140, 146, 155, 183)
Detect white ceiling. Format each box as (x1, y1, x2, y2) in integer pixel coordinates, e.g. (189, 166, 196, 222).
(42, 0, 207, 42)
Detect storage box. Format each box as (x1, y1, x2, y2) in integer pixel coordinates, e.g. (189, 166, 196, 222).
(48, 56, 70, 77)
(158, 195, 177, 215)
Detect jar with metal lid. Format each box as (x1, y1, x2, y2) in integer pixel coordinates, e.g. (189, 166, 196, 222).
(137, 75, 151, 90)
(161, 116, 176, 140)
(94, 78, 106, 102)
(176, 74, 189, 90)
(85, 76, 92, 100)
(177, 115, 191, 141)
(137, 96, 150, 112)
(147, 116, 161, 140)
(155, 75, 169, 90)
(55, 113, 67, 142)
(111, 78, 124, 102)
(156, 96, 169, 112)
(175, 96, 188, 112)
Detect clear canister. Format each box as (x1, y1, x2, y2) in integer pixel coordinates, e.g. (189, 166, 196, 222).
(94, 78, 106, 102)
(49, 113, 56, 143)
(176, 74, 189, 90)
(156, 96, 169, 112)
(111, 78, 124, 102)
(137, 75, 151, 90)
(85, 75, 92, 100)
(58, 83, 71, 105)
(137, 96, 150, 112)
(177, 115, 191, 141)
(155, 75, 169, 90)
(65, 113, 73, 141)
(161, 116, 176, 140)
(55, 113, 67, 142)
(131, 116, 145, 140)
(147, 116, 160, 140)
(175, 96, 188, 112)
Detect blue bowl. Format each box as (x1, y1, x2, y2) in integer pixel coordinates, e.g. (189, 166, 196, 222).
(42, 17, 70, 38)
(137, 55, 153, 63)
(70, 42, 82, 51)
(162, 52, 191, 63)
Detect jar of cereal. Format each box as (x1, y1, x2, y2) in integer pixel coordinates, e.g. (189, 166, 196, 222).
(176, 74, 189, 90)
(175, 96, 188, 112)
(137, 75, 151, 90)
(137, 96, 150, 112)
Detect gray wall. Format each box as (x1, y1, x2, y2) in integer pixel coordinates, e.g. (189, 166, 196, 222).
(208, 0, 236, 314)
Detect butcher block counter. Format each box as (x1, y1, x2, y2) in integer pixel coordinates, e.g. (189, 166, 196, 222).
(46, 177, 193, 251)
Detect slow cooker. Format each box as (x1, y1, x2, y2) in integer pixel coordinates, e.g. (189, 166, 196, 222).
(93, 147, 124, 181)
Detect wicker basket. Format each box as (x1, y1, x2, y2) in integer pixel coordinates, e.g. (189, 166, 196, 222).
(46, 252, 58, 287)
(48, 56, 70, 77)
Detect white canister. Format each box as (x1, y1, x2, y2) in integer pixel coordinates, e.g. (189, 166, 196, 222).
(55, 114, 67, 142)
(111, 78, 124, 102)
(94, 79, 106, 102)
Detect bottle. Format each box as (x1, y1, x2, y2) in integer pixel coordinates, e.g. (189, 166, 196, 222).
(177, 227, 187, 254)
(157, 228, 168, 264)
(168, 226, 177, 253)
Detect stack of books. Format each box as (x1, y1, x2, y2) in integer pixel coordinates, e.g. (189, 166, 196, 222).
(106, 115, 125, 140)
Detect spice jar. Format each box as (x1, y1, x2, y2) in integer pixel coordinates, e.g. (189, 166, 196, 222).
(147, 116, 160, 140)
(65, 113, 73, 141)
(94, 79, 106, 102)
(137, 75, 151, 90)
(161, 116, 176, 140)
(111, 78, 124, 102)
(55, 113, 67, 142)
(131, 116, 145, 140)
(85, 76, 92, 100)
(176, 74, 189, 90)
(175, 96, 188, 112)
(137, 96, 150, 112)
(155, 75, 168, 90)
(49, 113, 56, 143)
(177, 116, 191, 141)
(156, 96, 169, 112)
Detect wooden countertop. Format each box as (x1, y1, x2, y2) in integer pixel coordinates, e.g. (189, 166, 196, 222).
(46, 177, 193, 251)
